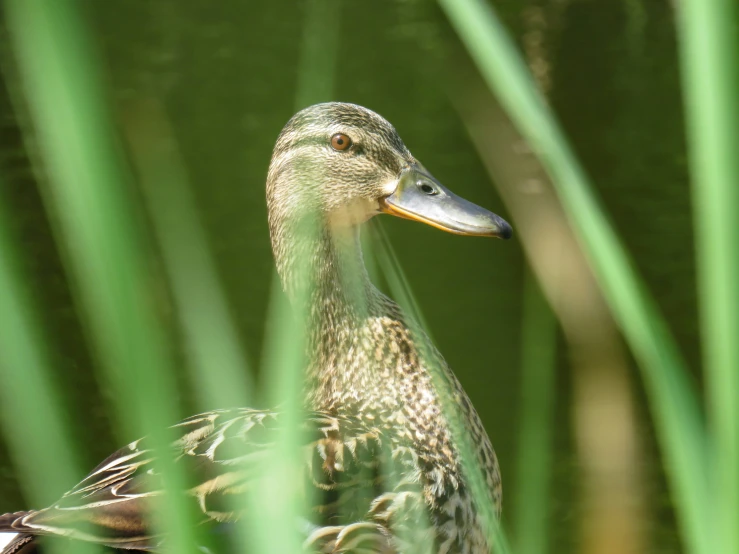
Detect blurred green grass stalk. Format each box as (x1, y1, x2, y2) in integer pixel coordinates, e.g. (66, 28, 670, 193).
(257, 270, 310, 554)
(513, 274, 555, 554)
(4, 1, 200, 551)
(123, 102, 255, 413)
(373, 224, 512, 554)
(437, 0, 710, 553)
(123, 101, 267, 552)
(237, 2, 345, 551)
(676, 1, 739, 552)
(296, 0, 341, 110)
(0, 179, 98, 554)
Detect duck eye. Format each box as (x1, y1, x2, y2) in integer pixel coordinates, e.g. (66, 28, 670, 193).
(418, 182, 437, 195)
(330, 133, 353, 151)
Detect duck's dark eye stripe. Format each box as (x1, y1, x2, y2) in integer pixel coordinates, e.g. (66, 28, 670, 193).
(286, 136, 330, 151)
(272, 136, 326, 161)
(275, 134, 403, 175)
(279, 136, 356, 154)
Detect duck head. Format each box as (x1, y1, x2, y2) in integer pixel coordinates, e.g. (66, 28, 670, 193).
(267, 102, 511, 297)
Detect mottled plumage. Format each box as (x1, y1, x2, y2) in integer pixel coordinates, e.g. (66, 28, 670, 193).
(0, 102, 509, 554)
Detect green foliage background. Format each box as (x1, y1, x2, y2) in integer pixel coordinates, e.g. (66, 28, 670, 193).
(0, 0, 730, 553)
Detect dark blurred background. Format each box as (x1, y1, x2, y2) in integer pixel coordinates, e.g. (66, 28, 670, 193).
(0, 1, 694, 552)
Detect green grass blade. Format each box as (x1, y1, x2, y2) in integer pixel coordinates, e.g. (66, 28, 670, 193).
(0, 177, 98, 554)
(295, 0, 341, 109)
(513, 273, 555, 554)
(243, 5, 344, 552)
(257, 270, 309, 554)
(371, 223, 431, 331)
(675, 1, 739, 552)
(372, 223, 512, 554)
(123, 101, 255, 412)
(4, 1, 200, 551)
(437, 1, 709, 552)
(122, 102, 264, 552)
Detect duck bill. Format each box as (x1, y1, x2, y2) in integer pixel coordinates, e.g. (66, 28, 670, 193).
(379, 165, 512, 239)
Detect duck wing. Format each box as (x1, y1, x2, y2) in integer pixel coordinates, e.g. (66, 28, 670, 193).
(0, 409, 423, 553)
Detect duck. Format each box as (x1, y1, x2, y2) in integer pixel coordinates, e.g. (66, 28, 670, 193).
(0, 102, 511, 554)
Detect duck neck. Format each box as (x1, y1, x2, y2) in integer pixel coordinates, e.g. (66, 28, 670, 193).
(273, 218, 402, 409)
(274, 220, 376, 320)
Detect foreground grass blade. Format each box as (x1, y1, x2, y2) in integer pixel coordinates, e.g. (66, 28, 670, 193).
(123, 101, 255, 412)
(123, 103, 264, 552)
(4, 1, 200, 552)
(676, 1, 739, 552)
(513, 273, 556, 554)
(257, 270, 309, 554)
(295, 0, 341, 109)
(0, 178, 98, 554)
(437, 1, 709, 552)
(372, 223, 512, 554)
(240, 6, 343, 552)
